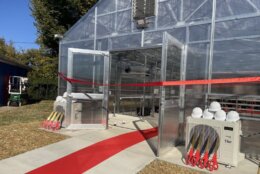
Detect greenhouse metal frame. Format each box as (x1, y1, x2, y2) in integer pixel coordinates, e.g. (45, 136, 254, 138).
(59, 0, 260, 156)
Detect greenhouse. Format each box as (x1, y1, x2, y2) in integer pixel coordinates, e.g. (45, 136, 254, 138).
(57, 0, 260, 157)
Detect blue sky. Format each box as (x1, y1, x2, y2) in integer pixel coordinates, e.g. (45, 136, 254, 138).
(0, 0, 39, 51)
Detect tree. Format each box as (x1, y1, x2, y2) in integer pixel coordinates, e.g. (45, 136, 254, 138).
(30, 0, 98, 56)
(0, 38, 17, 58)
(18, 49, 58, 100)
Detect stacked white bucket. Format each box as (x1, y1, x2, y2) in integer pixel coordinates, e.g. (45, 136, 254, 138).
(191, 101, 240, 122)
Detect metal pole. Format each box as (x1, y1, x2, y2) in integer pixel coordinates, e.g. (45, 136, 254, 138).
(58, 42, 61, 96)
(207, 0, 217, 95)
(66, 49, 74, 126)
(158, 32, 168, 157)
(93, 7, 98, 92)
(142, 55, 147, 118)
(115, 0, 118, 32)
(179, 27, 189, 142)
(141, 29, 145, 47)
(180, 0, 184, 21)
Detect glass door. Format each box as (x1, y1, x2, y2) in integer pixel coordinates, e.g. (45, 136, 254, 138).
(158, 32, 185, 156)
(66, 48, 110, 129)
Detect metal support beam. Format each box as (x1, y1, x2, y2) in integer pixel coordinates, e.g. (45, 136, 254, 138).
(94, 7, 98, 50)
(93, 7, 98, 91)
(189, 34, 260, 44)
(66, 49, 74, 126)
(180, 0, 184, 21)
(179, 27, 188, 141)
(155, 0, 159, 29)
(97, 8, 132, 17)
(207, 0, 217, 94)
(115, 0, 118, 33)
(141, 30, 145, 47)
(58, 41, 61, 96)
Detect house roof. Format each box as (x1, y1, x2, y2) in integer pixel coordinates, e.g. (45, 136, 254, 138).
(0, 56, 31, 70)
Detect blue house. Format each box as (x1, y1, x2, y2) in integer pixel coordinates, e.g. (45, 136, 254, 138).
(0, 56, 30, 106)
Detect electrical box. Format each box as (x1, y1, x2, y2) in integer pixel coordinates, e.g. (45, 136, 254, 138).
(186, 117, 245, 167)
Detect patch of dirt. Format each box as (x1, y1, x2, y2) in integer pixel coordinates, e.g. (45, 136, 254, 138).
(0, 121, 67, 160)
(138, 160, 207, 174)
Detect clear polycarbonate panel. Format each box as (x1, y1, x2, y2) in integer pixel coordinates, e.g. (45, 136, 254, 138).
(144, 31, 164, 46)
(216, 0, 258, 18)
(211, 37, 260, 95)
(158, 32, 183, 156)
(96, 38, 109, 50)
(116, 10, 132, 33)
(97, 14, 116, 38)
(62, 12, 95, 42)
(184, 43, 209, 124)
(186, 43, 209, 80)
(61, 0, 260, 45)
(96, 0, 116, 15)
(189, 24, 211, 42)
(186, 0, 212, 22)
(215, 16, 260, 39)
(110, 48, 161, 115)
(59, 40, 94, 95)
(157, 0, 181, 28)
(183, 0, 209, 20)
(110, 34, 142, 50)
(166, 27, 186, 43)
(71, 54, 104, 93)
(118, 0, 132, 10)
(143, 28, 186, 47)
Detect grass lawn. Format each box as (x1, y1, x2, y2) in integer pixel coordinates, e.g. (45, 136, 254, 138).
(0, 101, 68, 160)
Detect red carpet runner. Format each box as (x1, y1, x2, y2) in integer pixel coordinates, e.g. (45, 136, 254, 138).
(27, 127, 158, 174)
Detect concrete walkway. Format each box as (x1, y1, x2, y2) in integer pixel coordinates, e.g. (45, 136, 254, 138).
(0, 114, 258, 174)
(0, 115, 156, 174)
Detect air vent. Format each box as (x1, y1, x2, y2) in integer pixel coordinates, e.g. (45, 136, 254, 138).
(132, 0, 156, 20)
(145, 0, 156, 17)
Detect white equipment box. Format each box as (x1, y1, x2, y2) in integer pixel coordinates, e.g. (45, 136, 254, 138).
(186, 116, 245, 167)
(54, 93, 105, 129)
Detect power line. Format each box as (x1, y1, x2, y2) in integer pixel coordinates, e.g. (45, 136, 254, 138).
(5, 40, 38, 45)
(12, 42, 38, 45)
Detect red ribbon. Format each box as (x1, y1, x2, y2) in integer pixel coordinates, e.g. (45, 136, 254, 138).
(58, 72, 260, 87)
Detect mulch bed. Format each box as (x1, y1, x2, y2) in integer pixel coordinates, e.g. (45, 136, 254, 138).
(138, 159, 207, 174)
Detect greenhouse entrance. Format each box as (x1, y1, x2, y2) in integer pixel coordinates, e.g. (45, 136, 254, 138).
(64, 32, 185, 155)
(109, 32, 185, 156)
